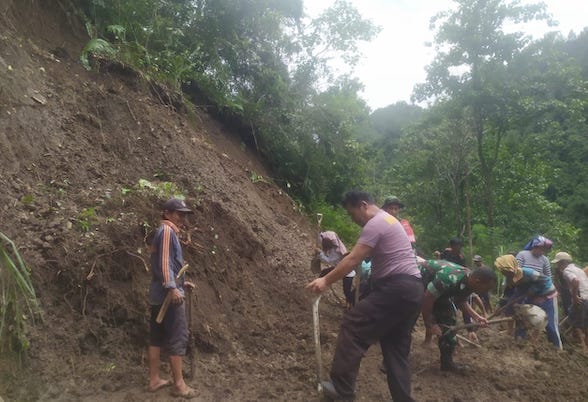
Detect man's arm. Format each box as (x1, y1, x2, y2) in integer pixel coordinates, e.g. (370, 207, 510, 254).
(457, 299, 488, 325)
(542, 257, 552, 277)
(160, 226, 183, 304)
(306, 243, 371, 294)
(421, 291, 436, 329)
(160, 226, 176, 289)
(571, 278, 581, 304)
(471, 293, 487, 317)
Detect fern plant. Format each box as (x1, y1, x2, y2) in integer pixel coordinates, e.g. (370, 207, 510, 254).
(80, 38, 116, 70)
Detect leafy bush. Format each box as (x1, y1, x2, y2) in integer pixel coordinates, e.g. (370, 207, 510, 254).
(310, 200, 360, 247)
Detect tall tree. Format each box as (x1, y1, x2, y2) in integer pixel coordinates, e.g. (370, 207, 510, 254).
(414, 0, 551, 246)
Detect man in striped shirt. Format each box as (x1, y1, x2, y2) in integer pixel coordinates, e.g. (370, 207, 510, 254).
(147, 198, 195, 398)
(516, 236, 553, 277)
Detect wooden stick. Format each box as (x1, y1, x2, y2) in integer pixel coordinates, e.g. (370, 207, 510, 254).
(443, 317, 513, 334)
(487, 294, 525, 320)
(456, 333, 482, 348)
(156, 264, 189, 323)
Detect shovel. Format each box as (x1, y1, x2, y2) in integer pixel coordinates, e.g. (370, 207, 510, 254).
(443, 304, 547, 334)
(312, 295, 324, 393)
(310, 214, 323, 274)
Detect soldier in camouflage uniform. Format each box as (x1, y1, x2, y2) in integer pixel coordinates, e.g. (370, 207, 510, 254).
(421, 265, 497, 372)
(417, 258, 463, 345)
(417, 258, 461, 288)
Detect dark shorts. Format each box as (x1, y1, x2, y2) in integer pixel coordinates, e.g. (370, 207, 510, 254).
(569, 299, 588, 329)
(150, 303, 188, 356)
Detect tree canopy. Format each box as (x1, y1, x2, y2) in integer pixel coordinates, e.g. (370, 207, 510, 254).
(78, 0, 588, 260)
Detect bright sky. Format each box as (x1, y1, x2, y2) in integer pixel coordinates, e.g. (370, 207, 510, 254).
(305, 0, 588, 110)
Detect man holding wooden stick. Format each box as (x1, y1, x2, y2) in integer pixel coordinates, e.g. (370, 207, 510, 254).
(421, 265, 495, 373)
(147, 198, 195, 398)
(306, 191, 424, 402)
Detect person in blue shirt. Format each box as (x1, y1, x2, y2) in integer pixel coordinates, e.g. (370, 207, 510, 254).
(494, 254, 562, 349)
(147, 198, 196, 397)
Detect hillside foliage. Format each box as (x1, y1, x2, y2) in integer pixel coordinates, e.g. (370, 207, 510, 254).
(78, 0, 588, 260)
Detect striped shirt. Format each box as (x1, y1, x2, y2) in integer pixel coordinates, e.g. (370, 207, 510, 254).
(516, 250, 551, 277)
(149, 220, 186, 305)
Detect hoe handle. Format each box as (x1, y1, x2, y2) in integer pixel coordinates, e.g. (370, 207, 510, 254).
(156, 264, 189, 324)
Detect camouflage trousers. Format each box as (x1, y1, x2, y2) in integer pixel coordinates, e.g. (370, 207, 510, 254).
(433, 297, 457, 351)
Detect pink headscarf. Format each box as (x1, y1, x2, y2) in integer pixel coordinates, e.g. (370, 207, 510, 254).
(319, 231, 347, 255)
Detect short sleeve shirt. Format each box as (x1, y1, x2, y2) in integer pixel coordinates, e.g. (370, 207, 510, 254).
(356, 210, 420, 280)
(426, 265, 471, 303)
(562, 264, 588, 299)
(420, 259, 463, 278)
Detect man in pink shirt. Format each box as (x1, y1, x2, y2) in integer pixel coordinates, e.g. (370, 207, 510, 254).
(381, 195, 416, 248)
(306, 191, 423, 402)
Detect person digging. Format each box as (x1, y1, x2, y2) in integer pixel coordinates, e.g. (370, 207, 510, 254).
(306, 191, 423, 402)
(494, 254, 563, 349)
(147, 198, 196, 398)
(552, 251, 588, 350)
(421, 265, 496, 373)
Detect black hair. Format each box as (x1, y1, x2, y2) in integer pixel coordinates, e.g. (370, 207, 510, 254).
(341, 191, 375, 208)
(449, 237, 462, 246)
(471, 266, 497, 283)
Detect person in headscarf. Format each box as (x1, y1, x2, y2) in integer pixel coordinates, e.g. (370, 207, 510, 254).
(495, 254, 562, 349)
(316, 231, 356, 308)
(516, 236, 553, 277)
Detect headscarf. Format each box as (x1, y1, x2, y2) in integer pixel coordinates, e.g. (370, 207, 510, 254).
(494, 255, 523, 283)
(319, 231, 347, 255)
(523, 236, 553, 251)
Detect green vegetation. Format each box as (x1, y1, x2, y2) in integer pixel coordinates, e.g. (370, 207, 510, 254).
(77, 0, 588, 261)
(136, 179, 183, 199)
(0, 232, 38, 356)
(76, 207, 97, 232)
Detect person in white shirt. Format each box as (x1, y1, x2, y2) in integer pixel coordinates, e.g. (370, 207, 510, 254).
(552, 251, 588, 349)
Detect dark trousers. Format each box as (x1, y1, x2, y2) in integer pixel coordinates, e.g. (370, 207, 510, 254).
(434, 298, 457, 352)
(330, 274, 424, 402)
(343, 276, 354, 305)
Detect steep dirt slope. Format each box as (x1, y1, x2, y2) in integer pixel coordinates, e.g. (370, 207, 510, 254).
(1, 2, 587, 402)
(0, 2, 321, 401)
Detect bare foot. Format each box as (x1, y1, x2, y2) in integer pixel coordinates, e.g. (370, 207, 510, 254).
(147, 378, 172, 392)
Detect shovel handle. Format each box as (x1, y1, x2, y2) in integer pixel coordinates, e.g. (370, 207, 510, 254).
(487, 294, 525, 320)
(443, 317, 513, 334)
(312, 295, 323, 383)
